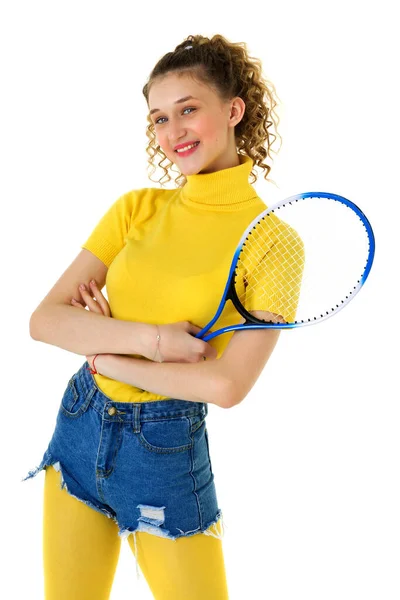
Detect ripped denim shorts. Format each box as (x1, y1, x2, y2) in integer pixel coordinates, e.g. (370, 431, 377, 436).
(21, 360, 225, 580)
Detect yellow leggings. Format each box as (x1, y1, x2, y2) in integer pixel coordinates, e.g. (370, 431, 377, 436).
(43, 465, 230, 599)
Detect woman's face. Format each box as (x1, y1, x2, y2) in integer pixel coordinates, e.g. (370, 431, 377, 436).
(148, 72, 245, 175)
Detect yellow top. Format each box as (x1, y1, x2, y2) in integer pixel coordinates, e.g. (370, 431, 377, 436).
(81, 153, 302, 403)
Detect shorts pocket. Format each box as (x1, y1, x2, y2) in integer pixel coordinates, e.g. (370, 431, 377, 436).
(189, 412, 207, 434)
(138, 416, 193, 454)
(60, 373, 93, 419)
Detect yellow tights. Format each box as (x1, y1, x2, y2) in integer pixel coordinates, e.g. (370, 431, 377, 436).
(43, 464, 230, 599)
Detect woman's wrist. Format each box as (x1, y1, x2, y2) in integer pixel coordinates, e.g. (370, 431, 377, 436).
(87, 353, 111, 376)
(139, 323, 161, 362)
(152, 324, 163, 362)
(125, 321, 157, 361)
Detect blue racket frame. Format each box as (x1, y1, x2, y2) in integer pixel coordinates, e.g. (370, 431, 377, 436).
(195, 191, 375, 342)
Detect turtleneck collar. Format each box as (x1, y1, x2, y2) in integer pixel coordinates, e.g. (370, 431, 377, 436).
(180, 153, 259, 210)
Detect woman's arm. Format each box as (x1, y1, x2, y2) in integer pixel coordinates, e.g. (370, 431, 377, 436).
(29, 248, 155, 358)
(72, 280, 226, 405)
(31, 303, 154, 358)
(94, 353, 232, 408)
(92, 310, 282, 408)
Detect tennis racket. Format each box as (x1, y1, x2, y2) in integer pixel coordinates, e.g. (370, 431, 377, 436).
(194, 192, 375, 342)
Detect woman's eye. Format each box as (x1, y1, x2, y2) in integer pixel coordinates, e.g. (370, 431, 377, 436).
(155, 107, 196, 125)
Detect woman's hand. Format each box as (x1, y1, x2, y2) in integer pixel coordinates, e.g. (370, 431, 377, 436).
(71, 280, 110, 371)
(71, 280, 111, 317)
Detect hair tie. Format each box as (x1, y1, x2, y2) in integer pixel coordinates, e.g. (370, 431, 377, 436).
(184, 45, 193, 50)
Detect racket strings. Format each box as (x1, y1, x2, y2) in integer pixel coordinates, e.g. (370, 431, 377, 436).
(235, 216, 305, 323)
(233, 198, 370, 324)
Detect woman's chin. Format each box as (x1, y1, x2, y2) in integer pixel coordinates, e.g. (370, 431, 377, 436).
(179, 165, 202, 176)
(174, 160, 203, 176)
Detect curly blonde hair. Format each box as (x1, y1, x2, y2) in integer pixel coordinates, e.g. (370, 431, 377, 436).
(142, 33, 283, 187)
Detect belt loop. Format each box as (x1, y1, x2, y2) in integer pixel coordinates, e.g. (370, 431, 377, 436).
(132, 404, 141, 433)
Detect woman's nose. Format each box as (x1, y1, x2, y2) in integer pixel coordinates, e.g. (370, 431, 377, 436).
(168, 120, 187, 142)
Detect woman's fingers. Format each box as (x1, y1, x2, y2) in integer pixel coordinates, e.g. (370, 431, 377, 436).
(76, 284, 104, 314)
(74, 281, 111, 317)
(89, 281, 111, 317)
(71, 298, 85, 307)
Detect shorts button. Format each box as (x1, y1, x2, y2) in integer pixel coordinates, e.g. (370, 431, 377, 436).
(108, 407, 116, 416)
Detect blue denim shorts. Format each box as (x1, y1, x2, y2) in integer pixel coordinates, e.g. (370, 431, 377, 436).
(22, 360, 225, 580)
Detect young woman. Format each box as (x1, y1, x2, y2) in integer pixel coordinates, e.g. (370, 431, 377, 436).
(23, 33, 285, 599)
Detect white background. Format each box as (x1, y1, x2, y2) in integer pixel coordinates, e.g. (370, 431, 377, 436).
(2, 1, 398, 598)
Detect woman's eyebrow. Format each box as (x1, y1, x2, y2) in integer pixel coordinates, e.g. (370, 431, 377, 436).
(149, 95, 200, 116)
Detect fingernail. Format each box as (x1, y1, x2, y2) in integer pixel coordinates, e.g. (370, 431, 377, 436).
(90, 280, 96, 286)
(79, 284, 86, 290)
